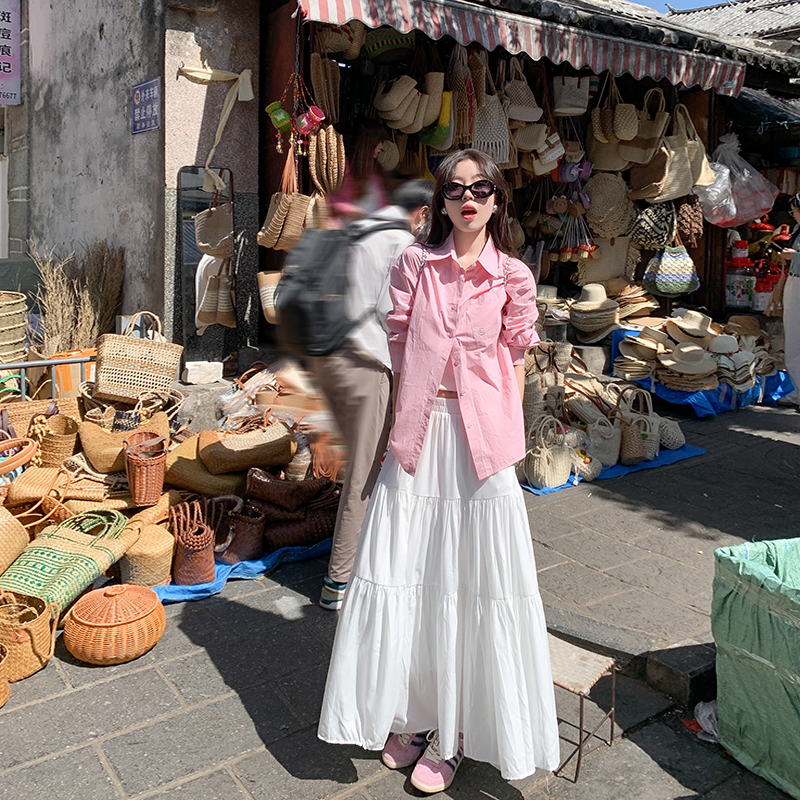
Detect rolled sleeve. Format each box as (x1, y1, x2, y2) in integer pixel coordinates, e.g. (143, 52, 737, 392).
(501, 259, 540, 364)
(386, 244, 424, 373)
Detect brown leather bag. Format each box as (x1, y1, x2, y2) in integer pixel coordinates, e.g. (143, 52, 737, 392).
(245, 467, 332, 511)
(216, 503, 266, 565)
(262, 482, 340, 553)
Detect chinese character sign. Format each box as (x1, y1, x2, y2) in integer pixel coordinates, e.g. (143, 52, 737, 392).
(0, 0, 20, 105)
(131, 77, 161, 135)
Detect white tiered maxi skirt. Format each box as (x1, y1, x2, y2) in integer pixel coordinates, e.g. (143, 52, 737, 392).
(318, 398, 560, 781)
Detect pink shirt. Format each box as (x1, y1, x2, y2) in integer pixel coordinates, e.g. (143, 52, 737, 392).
(387, 234, 540, 481)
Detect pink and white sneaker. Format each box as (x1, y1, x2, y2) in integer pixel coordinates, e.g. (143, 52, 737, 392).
(410, 730, 464, 793)
(381, 731, 430, 769)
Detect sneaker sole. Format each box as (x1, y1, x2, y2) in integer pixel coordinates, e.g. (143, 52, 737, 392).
(410, 771, 458, 794)
(319, 597, 343, 611)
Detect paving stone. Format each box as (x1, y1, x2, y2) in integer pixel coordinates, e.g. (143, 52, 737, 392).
(634, 528, 732, 572)
(160, 620, 324, 704)
(275, 661, 329, 726)
(570, 504, 671, 544)
(0, 668, 180, 770)
(301, 606, 341, 650)
(527, 508, 588, 544)
(605, 555, 711, 606)
(233, 726, 384, 800)
(55, 605, 231, 687)
(549, 530, 650, 572)
(207, 585, 314, 637)
(533, 543, 571, 572)
(0, 747, 118, 800)
(700, 769, 793, 799)
(102, 682, 302, 796)
(586, 590, 709, 646)
(0, 660, 70, 711)
(261, 557, 329, 589)
(536, 562, 629, 606)
(626, 721, 738, 795)
(154, 769, 251, 799)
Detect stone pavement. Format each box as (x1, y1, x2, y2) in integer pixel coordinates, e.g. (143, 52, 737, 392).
(0, 401, 797, 799)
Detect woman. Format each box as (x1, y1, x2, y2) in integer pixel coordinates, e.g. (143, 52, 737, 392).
(318, 150, 560, 793)
(780, 194, 800, 407)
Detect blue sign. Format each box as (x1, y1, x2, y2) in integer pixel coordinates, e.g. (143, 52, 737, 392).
(132, 77, 161, 135)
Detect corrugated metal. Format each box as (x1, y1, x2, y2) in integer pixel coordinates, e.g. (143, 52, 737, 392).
(301, 0, 746, 96)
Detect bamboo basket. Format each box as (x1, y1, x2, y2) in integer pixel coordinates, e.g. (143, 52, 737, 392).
(0, 292, 27, 357)
(119, 523, 173, 587)
(33, 415, 79, 468)
(124, 431, 167, 507)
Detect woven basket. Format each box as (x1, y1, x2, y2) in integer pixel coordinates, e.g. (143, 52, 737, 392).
(3, 398, 82, 439)
(94, 312, 183, 403)
(35, 415, 79, 468)
(164, 435, 247, 497)
(170, 501, 215, 585)
(0, 291, 27, 354)
(79, 412, 170, 474)
(198, 421, 296, 475)
(119, 523, 173, 587)
(217, 504, 266, 565)
(0, 642, 9, 708)
(0, 591, 58, 681)
(0, 506, 29, 576)
(63, 584, 166, 665)
(124, 431, 167, 507)
(659, 417, 685, 450)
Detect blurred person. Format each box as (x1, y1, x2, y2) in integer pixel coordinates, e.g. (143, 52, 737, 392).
(318, 151, 559, 793)
(779, 193, 800, 407)
(310, 179, 434, 611)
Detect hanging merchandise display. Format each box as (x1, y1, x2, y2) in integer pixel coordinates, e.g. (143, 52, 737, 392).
(642, 236, 701, 297)
(618, 89, 670, 165)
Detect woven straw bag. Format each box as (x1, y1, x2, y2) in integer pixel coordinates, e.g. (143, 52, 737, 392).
(165, 434, 247, 496)
(647, 122, 694, 204)
(675, 195, 704, 249)
(513, 122, 548, 153)
(170, 500, 215, 585)
(614, 103, 638, 142)
(616, 414, 645, 466)
(0, 591, 58, 681)
(194, 200, 233, 259)
(552, 74, 589, 117)
(659, 417, 686, 450)
(586, 416, 621, 468)
(30, 414, 79, 468)
(261, 481, 340, 553)
(4, 398, 82, 439)
(501, 57, 543, 122)
(0, 506, 29, 576)
(62, 583, 166, 666)
(634, 416, 660, 462)
(94, 312, 182, 404)
(627, 202, 677, 250)
(198, 418, 296, 475)
(124, 432, 167, 507)
(216, 503, 266, 565)
(572, 450, 603, 482)
(618, 89, 670, 165)
(79, 412, 170, 474)
(642, 241, 700, 297)
(0, 511, 134, 615)
(448, 44, 475, 146)
(620, 387, 660, 461)
(519, 416, 573, 489)
(673, 105, 715, 188)
(119, 523, 173, 586)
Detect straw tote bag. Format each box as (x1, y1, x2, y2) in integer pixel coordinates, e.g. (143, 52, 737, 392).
(552, 73, 589, 117)
(0, 506, 29, 575)
(619, 387, 660, 462)
(170, 500, 215, 586)
(673, 104, 715, 187)
(642, 236, 700, 297)
(612, 401, 645, 466)
(94, 312, 183, 403)
(198, 415, 296, 475)
(618, 89, 670, 165)
(257, 143, 311, 251)
(517, 416, 573, 490)
(586, 415, 621, 468)
(500, 57, 543, 122)
(164, 434, 247, 497)
(448, 44, 475, 146)
(472, 51, 510, 163)
(194, 184, 234, 260)
(646, 117, 694, 204)
(0, 591, 58, 681)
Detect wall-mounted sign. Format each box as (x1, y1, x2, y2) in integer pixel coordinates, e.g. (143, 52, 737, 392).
(132, 77, 161, 135)
(0, 0, 21, 105)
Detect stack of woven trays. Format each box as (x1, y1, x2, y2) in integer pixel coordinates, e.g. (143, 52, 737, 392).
(0, 292, 28, 364)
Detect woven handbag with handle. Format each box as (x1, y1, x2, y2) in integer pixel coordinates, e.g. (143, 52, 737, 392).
(94, 312, 183, 403)
(618, 387, 660, 461)
(643, 237, 700, 297)
(0, 591, 58, 681)
(124, 431, 167, 507)
(262, 481, 340, 553)
(0, 506, 29, 576)
(194, 194, 234, 259)
(586, 415, 621, 468)
(673, 105, 715, 188)
(618, 89, 670, 165)
(170, 500, 216, 585)
(216, 502, 266, 565)
(500, 57, 542, 122)
(518, 416, 573, 489)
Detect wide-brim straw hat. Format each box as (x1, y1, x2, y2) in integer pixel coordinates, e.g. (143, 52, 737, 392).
(619, 340, 665, 361)
(657, 342, 717, 375)
(625, 325, 670, 349)
(576, 322, 620, 344)
(708, 334, 739, 354)
(665, 320, 714, 347)
(572, 283, 619, 313)
(725, 315, 766, 339)
(657, 368, 720, 391)
(668, 310, 716, 338)
(623, 315, 669, 329)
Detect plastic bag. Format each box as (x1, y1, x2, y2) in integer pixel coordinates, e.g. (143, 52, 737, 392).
(694, 162, 735, 226)
(699, 133, 779, 228)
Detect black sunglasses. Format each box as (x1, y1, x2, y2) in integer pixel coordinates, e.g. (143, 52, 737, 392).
(441, 180, 496, 201)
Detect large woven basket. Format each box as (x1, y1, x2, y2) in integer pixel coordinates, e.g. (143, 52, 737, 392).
(0, 642, 9, 708)
(0, 291, 27, 359)
(0, 591, 58, 681)
(124, 430, 167, 507)
(119, 523, 173, 587)
(3, 398, 82, 439)
(63, 584, 166, 665)
(34, 415, 79, 468)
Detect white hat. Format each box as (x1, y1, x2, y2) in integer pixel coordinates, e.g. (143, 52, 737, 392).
(572, 284, 619, 313)
(537, 285, 558, 301)
(668, 310, 716, 338)
(708, 335, 739, 355)
(657, 342, 717, 375)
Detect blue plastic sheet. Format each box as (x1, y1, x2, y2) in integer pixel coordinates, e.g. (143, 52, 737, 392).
(610, 329, 795, 418)
(153, 538, 332, 604)
(521, 443, 707, 495)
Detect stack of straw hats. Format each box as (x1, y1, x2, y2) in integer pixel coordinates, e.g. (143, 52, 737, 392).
(569, 284, 620, 344)
(709, 335, 756, 392)
(656, 342, 719, 391)
(614, 327, 671, 381)
(605, 280, 661, 320)
(664, 310, 719, 349)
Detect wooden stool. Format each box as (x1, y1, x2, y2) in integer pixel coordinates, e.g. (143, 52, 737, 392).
(548, 633, 616, 782)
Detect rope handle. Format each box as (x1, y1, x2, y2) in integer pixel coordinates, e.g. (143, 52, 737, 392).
(123, 311, 165, 340)
(588, 415, 617, 440)
(642, 87, 666, 117)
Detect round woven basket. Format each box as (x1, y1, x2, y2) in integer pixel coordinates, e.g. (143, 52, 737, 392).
(0, 591, 57, 681)
(124, 430, 167, 507)
(119, 523, 174, 587)
(38, 415, 79, 468)
(63, 584, 166, 665)
(0, 642, 9, 709)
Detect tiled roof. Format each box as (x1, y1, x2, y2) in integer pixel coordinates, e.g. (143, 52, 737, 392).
(667, 0, 800, 39)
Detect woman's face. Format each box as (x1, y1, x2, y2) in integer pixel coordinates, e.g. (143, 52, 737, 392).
(792, 204, 800, 226)
(442, 159, 496, 235)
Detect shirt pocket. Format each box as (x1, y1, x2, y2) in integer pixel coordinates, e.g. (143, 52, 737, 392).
(462, 279, 504, 349)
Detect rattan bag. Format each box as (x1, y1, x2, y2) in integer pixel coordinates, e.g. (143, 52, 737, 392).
(0, 591, 58, 681)
(80, 412, 170, 474)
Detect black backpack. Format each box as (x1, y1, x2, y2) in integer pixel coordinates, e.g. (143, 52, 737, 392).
(275, 220, 408, 358)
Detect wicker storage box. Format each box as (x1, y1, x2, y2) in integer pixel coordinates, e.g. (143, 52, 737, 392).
(63, 584, 166, 665)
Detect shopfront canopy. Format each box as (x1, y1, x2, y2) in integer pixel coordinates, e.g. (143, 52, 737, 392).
(299, 0, 746, 97)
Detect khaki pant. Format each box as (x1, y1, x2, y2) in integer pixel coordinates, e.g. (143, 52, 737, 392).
(309, 349, 392, 583)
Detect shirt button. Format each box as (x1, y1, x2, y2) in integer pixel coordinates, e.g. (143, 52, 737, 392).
(467, 423, 472, 429)
(453, 359, 459, 367)
(477, 327, 485, 335)
(449, 331, 454, 338)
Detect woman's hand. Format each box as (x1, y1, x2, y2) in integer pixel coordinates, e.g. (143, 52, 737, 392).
(781, 248, 797, 262)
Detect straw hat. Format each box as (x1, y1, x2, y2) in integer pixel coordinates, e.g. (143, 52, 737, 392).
(537, 285, 558, 301)
(571, 283, 619, 313)
(584, 173, 635, 239)
(377, 140, 400, 172)
(343, 20, 366, 60)
(624, 326, 669, 350)
(657, 342, 717, 375)
(708, 334, 739, 354)
(576, 322, 620, 344)
(668, 310, 716, 338)
(725, 315, 765, 339)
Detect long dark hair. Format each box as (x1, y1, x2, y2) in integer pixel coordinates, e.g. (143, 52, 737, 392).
(424, 149, 517, 255)
(350, 121, 387, 182)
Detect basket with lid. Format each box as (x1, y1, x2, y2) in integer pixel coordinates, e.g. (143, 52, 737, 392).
(63, 584, 166, 665)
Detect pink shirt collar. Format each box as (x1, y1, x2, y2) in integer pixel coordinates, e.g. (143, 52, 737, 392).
(424, 233, 506, 278)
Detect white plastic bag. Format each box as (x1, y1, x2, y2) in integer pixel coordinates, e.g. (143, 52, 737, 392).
(694, 162, 735, 226)
(700, 133, 779, 228)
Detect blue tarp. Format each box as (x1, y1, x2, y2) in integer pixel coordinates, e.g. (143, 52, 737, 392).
(610, 329, 795, 418)
(521, 443, 707, 495)
(153, 538, 332, 604)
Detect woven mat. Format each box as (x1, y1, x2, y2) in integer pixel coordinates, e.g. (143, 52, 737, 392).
(548, 633, 614, 696)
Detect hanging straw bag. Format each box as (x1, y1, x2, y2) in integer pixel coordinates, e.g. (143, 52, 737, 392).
(552, 73, 589, 117)
(447, 44, 475, 146)
(257, 143, 311, 251)
(94, 312, 183, 403)
(642, 235, 700, 297)
(673, 104, 715, 187)
(618, 89, 670, 165)
(518, 416, 573, 489)
(646, 117, 694, 204)
(586, 415, 621, 468)
(257, 272, 280, 324)
(170, 500, 215, 586)
(501, 57, 543, 121)
(194, 183, 234, 259)
(0, 591, 58, 681)
(472, 50, 510, 164)
(124, 432, 167, 507)
(613, 78, 638, 142)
